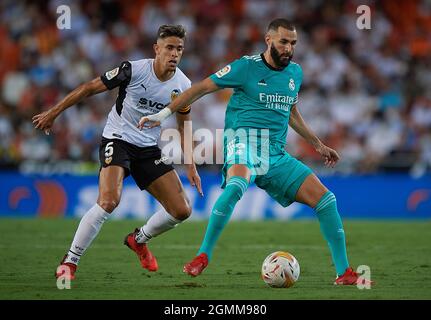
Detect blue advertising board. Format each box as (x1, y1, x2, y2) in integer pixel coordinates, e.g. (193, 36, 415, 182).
(0, 172, 430, 220)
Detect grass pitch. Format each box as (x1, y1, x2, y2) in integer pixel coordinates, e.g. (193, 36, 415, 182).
(0, 218, 430, 300)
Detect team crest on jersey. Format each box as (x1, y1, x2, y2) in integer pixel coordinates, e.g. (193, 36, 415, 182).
(105, 157, 112, 165)
(289, 79, 295, 91)
(171, 89, 180, 101)
(215, 65, 231, 78)
(105, 67, 119, 80)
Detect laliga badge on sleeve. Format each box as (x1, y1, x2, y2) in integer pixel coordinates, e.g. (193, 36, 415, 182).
(215, 65, 231, 78)
(105, 67, 119, 80)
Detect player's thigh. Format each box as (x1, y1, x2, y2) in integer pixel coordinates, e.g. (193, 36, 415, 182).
(295, 173, 328, 208)
(97, 165, 126, 211)
(99, 137, 131, 175)
(146, 170, 191, 220)
(98, 137, 132, 211)
(256, 154, 312, 208)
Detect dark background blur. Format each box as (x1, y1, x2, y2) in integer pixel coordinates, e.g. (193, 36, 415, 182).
(0, 0, 430, 176)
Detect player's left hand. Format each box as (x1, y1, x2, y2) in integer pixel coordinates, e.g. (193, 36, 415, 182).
(137, 116, 161, 130)
(186, 164, 203, 196)
(137, 115, 161, 130)
(138, 108, 172, 129)
(316, 144, 340, 168)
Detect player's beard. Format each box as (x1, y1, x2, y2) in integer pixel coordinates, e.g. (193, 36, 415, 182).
(270, 43, 293, 69)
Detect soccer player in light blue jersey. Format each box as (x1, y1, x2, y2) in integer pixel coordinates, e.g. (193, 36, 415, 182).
(139, 19, 368, 285)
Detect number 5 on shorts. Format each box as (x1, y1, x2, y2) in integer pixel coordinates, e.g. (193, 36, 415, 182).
(105, 142, 114, 164)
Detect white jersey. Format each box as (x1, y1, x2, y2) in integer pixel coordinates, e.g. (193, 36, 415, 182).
(100, 59, 191, 147)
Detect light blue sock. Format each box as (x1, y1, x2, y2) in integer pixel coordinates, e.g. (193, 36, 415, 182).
(315, 191, 349, 276)
(197, 176, 249, 260)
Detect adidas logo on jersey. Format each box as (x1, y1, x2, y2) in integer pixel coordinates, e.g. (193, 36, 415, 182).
(258, 79, 267, 86)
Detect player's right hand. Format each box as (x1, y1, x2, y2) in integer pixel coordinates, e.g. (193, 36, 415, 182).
(137, 116, 161, 130)
(186, 164, 203, 197)
(32, 109, 57, 135)
(316, 144, 340, 168)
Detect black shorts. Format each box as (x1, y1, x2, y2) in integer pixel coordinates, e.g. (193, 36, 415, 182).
(99, 137, 174, 190)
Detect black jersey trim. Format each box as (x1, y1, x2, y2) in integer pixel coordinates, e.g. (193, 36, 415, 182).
(100, 75, 110, 89)
(260, 53, 288, 71)
(115, 62, 132, 116)
(116, 81, 130, 116)
(100, 61, 132, 116)
(101, 61, 132, 90)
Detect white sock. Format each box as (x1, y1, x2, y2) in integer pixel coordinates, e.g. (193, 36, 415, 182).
(64, 204, 110, 265)
(135, 208, 182, 244)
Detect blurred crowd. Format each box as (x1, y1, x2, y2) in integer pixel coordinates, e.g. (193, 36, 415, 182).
(0, 0, 430, 175)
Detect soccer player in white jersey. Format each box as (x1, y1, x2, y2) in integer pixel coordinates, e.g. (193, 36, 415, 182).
(32, 25, 202, 280)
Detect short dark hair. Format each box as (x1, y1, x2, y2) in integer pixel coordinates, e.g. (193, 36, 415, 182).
(267, 18, 296, 32)
(157, 25, 186, 40)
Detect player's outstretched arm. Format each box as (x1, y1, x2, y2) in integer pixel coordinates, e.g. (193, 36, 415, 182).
(137, 78, 219, 129)
(289, 104, 340, 167)
(32, 77, 108, 135)
(176, 112, 203, 196)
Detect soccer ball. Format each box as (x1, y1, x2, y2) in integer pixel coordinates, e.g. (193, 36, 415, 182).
(261, 251, 300, 288)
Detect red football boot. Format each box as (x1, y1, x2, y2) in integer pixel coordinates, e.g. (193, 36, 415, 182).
(334, 267, 373, 286)
(124, 228, 158, 272)
(183, 253, 209, 277)
(55, 254, 77, 280)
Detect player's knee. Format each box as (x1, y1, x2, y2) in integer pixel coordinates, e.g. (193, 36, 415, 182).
(314, 191, 336, 212)
(97, 197, 120, 213)
(169, 202, 192, 221)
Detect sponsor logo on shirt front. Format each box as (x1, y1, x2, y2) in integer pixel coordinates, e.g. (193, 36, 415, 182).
(259, 93, 297, 111)
(137, 97, 168, 111)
